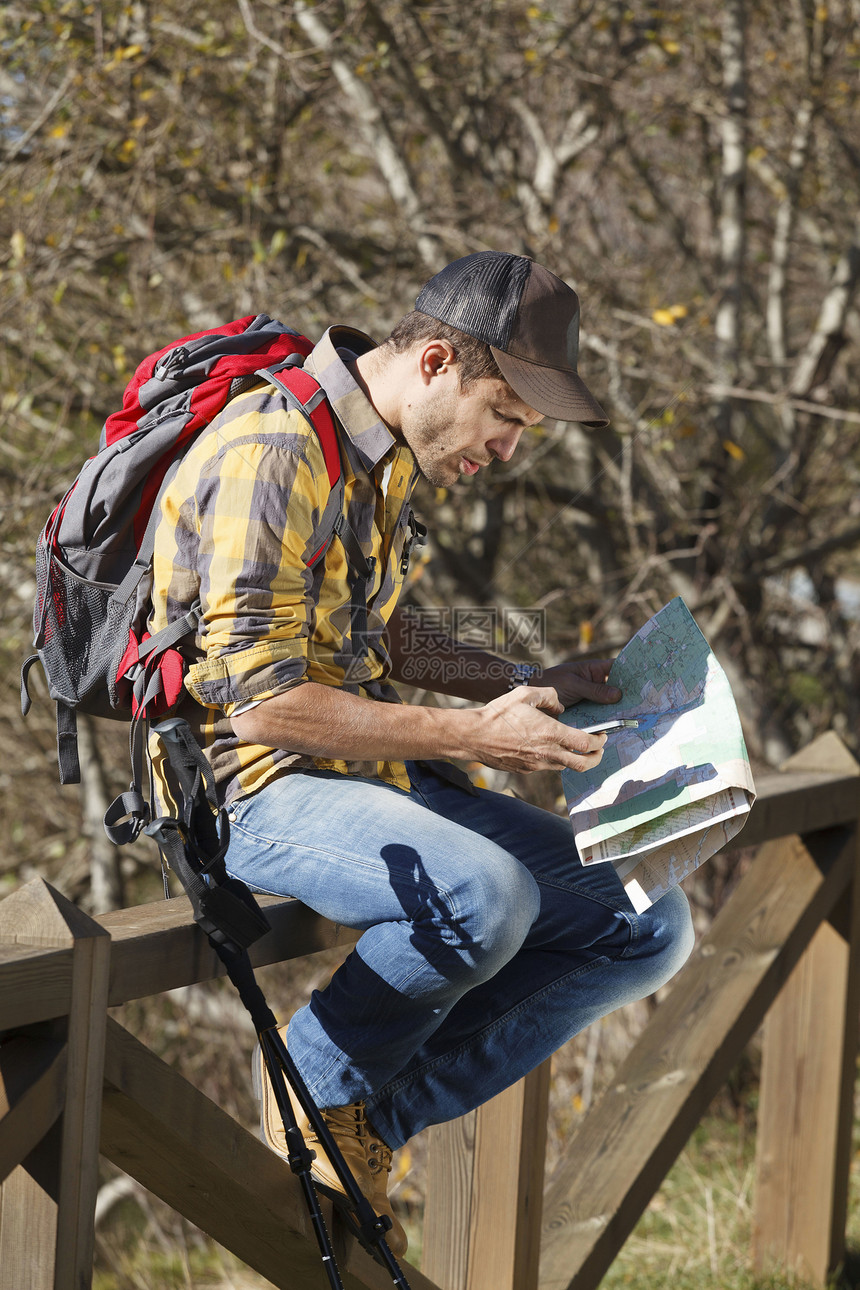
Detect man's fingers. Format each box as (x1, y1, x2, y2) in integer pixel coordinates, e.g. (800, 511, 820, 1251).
(565, 728, 607, 759)
(522, 683, 564, 714)
(535, 725, 606, 773)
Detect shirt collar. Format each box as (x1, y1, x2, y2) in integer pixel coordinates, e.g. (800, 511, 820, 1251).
(305, 326, 399, 471)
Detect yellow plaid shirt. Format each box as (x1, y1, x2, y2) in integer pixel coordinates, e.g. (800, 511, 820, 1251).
(149, 326, 419, 805)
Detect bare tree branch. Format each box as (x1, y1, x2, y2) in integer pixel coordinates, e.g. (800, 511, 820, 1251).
(4, 71, 75, 161)
(789, 212, 860, 397)
(713, 0, 747, 441)
(294, 0, 444, 273)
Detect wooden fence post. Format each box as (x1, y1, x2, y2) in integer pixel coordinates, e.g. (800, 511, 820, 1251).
(0, 879, 110, 1290)
(753, 734, 860, 1285)
(423, 1059, 551, 1290)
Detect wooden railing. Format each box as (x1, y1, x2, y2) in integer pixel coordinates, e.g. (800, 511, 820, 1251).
(1, 731, 858, 1290)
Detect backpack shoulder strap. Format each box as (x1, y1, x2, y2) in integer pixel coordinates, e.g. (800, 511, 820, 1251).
(260, 362, 377, 663)
(258, 362, 373, 577)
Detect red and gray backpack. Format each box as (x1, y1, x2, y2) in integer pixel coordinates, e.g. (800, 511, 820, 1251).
(22, 314, 371, 842)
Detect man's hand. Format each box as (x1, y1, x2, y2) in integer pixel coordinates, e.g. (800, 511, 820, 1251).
(462, 685, 608, 775)
(532, 659, 621, 710)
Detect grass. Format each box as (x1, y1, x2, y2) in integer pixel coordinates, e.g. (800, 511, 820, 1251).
(602, 1116, 796, 1290)
(600, 1100, 860, 1290)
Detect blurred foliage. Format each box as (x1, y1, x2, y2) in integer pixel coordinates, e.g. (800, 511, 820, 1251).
(2, 0, 860, 1280)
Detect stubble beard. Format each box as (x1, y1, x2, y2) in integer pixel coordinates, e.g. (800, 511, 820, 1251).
(401, 397, 464, 489)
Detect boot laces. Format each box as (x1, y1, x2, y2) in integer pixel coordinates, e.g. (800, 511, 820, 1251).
(322, 1102, 392, 1176)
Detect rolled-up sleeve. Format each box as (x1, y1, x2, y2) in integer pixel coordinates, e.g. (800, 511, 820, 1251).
(182, 438, 328, 714)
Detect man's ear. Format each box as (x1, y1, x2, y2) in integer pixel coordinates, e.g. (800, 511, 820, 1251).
(417, 339, 457, 385)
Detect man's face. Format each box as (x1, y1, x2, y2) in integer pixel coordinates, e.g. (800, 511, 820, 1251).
(399, 373, 542, 488)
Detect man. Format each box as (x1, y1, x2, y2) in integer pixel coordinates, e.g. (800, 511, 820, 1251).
(151, 251, 694, 1256)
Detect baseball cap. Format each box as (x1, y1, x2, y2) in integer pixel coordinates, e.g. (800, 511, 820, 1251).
(415, 251, 609, 426)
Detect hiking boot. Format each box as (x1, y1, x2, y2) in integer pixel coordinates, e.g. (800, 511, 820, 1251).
(252, 1029, 407, 1258)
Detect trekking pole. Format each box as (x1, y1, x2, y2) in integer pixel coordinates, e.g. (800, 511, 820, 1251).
(146, 719, 412, 1289)
(217, 942, 411, 1285)
(217, 945, 347, 1290)
(261, 1024, 412, 1287)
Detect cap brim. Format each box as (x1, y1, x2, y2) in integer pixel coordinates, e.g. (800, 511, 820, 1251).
(491, 347, 609, 427)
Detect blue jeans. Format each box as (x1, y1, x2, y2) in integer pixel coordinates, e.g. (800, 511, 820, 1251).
(226, 761, 694, 1149)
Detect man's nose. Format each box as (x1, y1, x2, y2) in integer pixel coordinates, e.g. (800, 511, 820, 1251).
(489, 425, 524, 463)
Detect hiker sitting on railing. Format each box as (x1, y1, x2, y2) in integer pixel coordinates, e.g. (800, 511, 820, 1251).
(143, 252, 695, 1258)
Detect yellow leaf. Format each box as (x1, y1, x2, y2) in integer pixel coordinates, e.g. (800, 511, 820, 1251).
(723, 439, 745, 461)
(653, 304, 687, 326)
(435, 487, 448, 503)
(815, 4, 828, 19)
(130, 114, 149, 130)
(524, 48, 538, 63)
(121, 44, 143, 59)
(527, 5, 542, 17)
(662, 39, 680, 54)
(49, 124, 69, 139)
(579, 620, 594, 647)
(548, 215, 559, 234)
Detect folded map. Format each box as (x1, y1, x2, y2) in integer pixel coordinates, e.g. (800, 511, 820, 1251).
(560, 597, 756, 912)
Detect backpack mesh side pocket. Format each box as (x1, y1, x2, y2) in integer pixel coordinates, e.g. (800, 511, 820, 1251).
(34, 541, 135, 719)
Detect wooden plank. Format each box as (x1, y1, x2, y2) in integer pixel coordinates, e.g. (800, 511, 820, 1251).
(732, 769, 859, 849)
(100, 1016, 440, 1290)
(0, 880, 110, 1290)
(0, 1122, 63, 1290)
(537, 823, 858, 1290)
(423, 1110, 476, 1288)
(0, 1037, 67, 1185)
(753, 734, 860, 1284)
(470, 1061, 551, 1290)
(0, 946, 74, 1031)
(56, 894, 111, 1288)
(99, 893, 360, 1006)
(0, 897, 359, 1026)
(424, 1061, 550, 1290)
(753, 885, 860, 1284)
